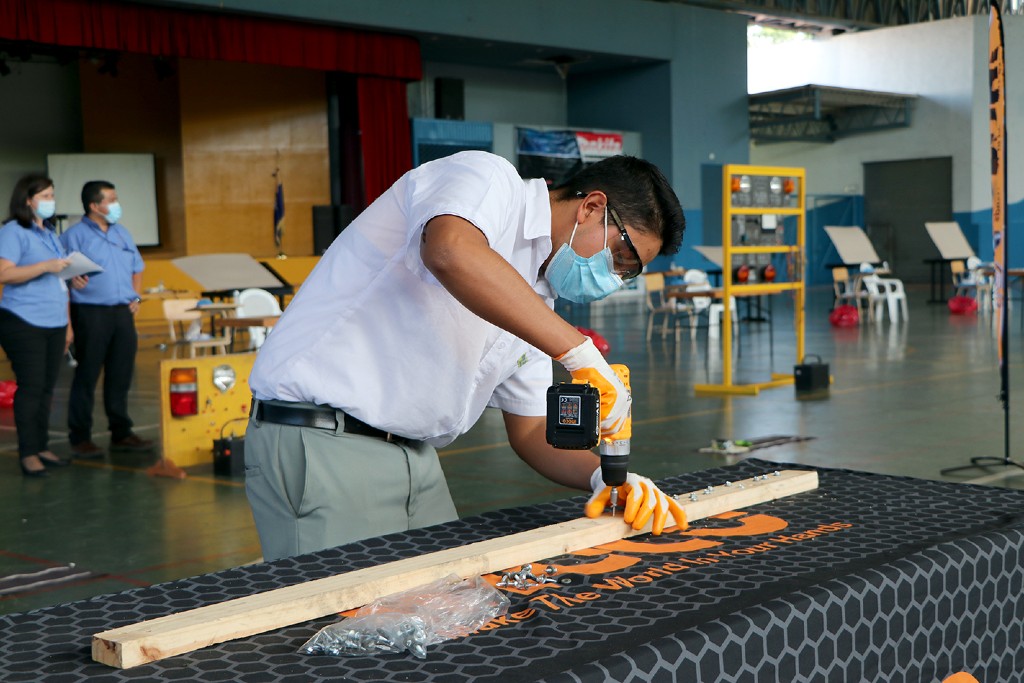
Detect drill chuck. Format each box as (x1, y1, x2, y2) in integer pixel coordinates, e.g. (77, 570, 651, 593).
(599, 444, 629, 488)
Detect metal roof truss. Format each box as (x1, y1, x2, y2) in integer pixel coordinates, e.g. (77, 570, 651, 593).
(749, 85, 916, 143)
(658, 0, 1022, 32)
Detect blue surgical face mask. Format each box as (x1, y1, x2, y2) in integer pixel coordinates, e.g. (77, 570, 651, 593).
(104, 202, 122, 225)
(34, 200, 56, 220)
(545, 208, 624, 303)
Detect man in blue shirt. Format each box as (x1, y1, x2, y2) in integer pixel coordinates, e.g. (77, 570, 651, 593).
(60, 181, 152, 458)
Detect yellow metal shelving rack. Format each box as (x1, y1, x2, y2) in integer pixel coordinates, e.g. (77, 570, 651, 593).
(694, 164, 806, 397)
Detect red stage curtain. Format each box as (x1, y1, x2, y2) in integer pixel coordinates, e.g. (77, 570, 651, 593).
(357, 76, 413, 206)
(0, 0, 421, 79)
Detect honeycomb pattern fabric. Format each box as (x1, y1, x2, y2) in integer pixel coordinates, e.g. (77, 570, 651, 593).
(3, 458, 1023, 682)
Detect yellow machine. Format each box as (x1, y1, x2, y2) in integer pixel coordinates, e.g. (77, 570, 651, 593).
(694, 164, 807, 397)
(158, 353, 256, 469)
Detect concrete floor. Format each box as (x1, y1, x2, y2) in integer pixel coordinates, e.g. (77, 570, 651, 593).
(2, 284, 1021, 616)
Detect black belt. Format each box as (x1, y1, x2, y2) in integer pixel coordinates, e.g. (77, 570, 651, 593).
(251, 400, 401, 442)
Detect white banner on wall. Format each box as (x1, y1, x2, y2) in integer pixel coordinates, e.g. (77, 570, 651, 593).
(575, 131, 623, 162)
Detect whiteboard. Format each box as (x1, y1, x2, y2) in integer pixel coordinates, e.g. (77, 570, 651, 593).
(925, 221, 975, 260)
(172, 254, 285, 292)
(693, 245, 723, 268)
(47, 154, 159, 247)
(824, 226, 881, 265)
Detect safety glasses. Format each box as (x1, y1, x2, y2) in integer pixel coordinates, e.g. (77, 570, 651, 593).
(608, 207, 644, 280)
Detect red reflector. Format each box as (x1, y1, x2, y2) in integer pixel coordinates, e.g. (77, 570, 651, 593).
(169, 367, 198, 417)
(170, 391, 198, 417)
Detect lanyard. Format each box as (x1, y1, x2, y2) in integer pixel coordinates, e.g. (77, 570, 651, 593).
(33, 225, 63, 258)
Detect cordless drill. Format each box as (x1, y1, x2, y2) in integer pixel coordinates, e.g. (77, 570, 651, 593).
(545, 365, 631, 516)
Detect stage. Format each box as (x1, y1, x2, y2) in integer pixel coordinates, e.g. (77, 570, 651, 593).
(3, 459, 1022, 682)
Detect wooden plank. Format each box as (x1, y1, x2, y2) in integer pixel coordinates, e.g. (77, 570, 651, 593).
(93, 470, 818, 668)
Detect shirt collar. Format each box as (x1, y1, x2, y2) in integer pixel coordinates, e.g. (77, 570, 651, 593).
(83, 216, 107, 233)
(522, 178, 552, 241)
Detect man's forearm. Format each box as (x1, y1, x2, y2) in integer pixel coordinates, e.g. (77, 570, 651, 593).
(503, 412, 597, 491)
(421, 215, 584, 358)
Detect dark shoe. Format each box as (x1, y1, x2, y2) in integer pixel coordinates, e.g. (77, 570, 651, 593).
(110, 434, 154, 452)
(20, 456, 49, 478)
(38, 451, 70, 467)
(72, 440, 105, 459)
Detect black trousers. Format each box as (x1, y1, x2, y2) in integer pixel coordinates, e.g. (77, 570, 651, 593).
(0, 309, 65, 457)
(68, 303, 137, 444)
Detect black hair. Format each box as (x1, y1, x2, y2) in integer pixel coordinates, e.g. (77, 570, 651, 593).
(82, 180, 115, 214)
(553, 156, 685, 256)
(7, 174, 54, 229)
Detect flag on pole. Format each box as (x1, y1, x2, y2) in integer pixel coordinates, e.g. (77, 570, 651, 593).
(989, 5, 1007, 369)
(273, 176, 285, 256)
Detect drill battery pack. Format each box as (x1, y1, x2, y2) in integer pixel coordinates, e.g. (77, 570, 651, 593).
(546, 382, 600, 450)
(213, 436, 246, 476)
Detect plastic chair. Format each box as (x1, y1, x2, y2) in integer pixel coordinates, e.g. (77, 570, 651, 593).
(682, 269, 738, 339)
(162, 299, 232, 357)
(643, 273, 690, 342)
(951, 261, 973, 296)
(861, 274, 908, 323)
(234, 288, 282, 350)
(832, 267, 864, 319)
(953, 257, 993, 310)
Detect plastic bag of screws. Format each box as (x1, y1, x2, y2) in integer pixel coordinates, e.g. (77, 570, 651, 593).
(300, 574, 510, 659)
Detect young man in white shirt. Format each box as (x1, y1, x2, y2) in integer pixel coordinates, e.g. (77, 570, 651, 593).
(247, 151, 686, 561)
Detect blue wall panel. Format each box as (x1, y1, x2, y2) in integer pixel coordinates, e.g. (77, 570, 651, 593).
(806, 195, 865, 286)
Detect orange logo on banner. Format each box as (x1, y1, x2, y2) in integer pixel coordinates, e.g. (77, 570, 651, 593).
(943, 674, 980, 683)
(339, 510, 785, 613)
(482, 511, 798, 596)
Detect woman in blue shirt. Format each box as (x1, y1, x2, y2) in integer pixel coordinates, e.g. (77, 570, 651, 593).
(0, 174, 81, 476)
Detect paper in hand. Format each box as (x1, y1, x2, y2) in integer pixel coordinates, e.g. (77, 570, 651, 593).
(61, 251, 105, 280)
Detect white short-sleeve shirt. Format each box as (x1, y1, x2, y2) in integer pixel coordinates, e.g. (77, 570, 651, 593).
(249, 151, 555, 447)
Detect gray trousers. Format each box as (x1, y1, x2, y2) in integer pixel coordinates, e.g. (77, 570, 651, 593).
(244, 406, 458, 561)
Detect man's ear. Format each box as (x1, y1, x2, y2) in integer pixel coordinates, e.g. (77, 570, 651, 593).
(576, 191, 608, 223)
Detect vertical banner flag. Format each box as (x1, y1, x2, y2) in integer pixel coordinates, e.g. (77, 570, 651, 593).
(990, 5, 1007, 368)
(273, 175, 285, 256)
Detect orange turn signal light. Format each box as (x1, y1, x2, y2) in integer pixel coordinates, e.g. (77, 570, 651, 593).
(169, 367, 198, 417)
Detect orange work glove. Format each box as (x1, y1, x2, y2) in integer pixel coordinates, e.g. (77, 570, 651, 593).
(585, 469, 688, 535)
(556, 338, 630, 438)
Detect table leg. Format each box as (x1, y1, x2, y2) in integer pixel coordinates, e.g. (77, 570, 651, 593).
(928, 262, 940, 303)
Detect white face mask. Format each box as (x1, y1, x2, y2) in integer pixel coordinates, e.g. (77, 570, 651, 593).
(544, 208, 624, 303)
(104, 202, 122, 225)
(34, 200, 56, 220)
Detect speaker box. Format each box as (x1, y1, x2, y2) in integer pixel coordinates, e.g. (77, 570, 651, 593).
(434, 77, 465, 120)
(213, 437, 245, 477)
(312, 205, 356, 255)
(794, 355, 830, 400)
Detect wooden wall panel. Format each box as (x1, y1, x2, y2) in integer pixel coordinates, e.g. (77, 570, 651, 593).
(179, 60, 330, 257)
(79, 54, 185, 256)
